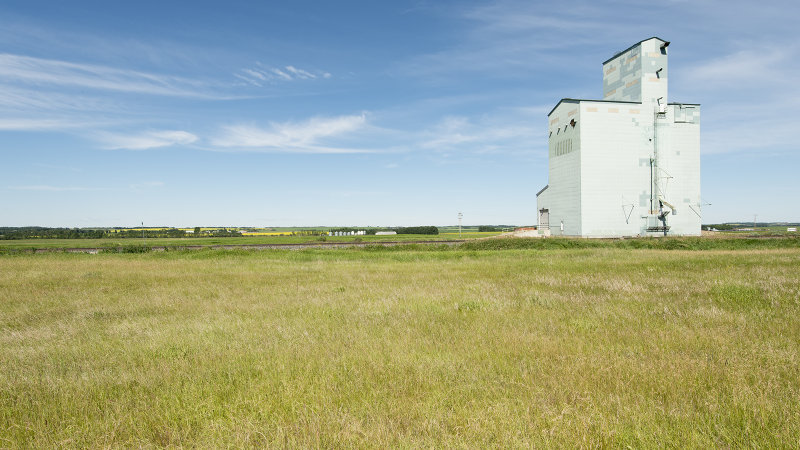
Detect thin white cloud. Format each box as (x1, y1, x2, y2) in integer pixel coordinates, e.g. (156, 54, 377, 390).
(271, 68, 293, 81)
(463, 2, 611, 34)
(129, 181, 165, 190)
(0, 85, 119, 113)
(235, 69, 267, 87)
(700, 102, 799, 155)
(675, 43, 800, 155)
(8, 182, 165, 192)
(234, 73, 262, 87)
(243, 68, 268, 81)
(420, 112, 541, 156)
(211, 114, 369, 153)
(97, 130, 198, 150)
(397, 2, 629, 80)
(422, 117, 478, 148)
(285, 65, 316, 79)
(32, 163, 83, 172)
(685, 46, 796, 87)
(0, 118, 89, 131)
(9, 185, 96, 192)
(235, 64, 330, 86)
(0, 53, 213, 97)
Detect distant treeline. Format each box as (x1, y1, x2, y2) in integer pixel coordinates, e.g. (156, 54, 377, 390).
(0, 227, 241, 240)
(705, 223, 800, 230)
(112, 229, 188, 238)
(0, 226, 445, 239)
(0, 227, 107, 240)
(393, 226, 438, 235)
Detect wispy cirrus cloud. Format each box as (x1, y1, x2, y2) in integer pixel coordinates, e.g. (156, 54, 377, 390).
(8, 185, 99, 192)
(285, 65, 319, 79)
(0, 85, 121, 114)
(398, 2, 631, 81)
(462, 1, 617, 37)
(129, 181, 165, 190)
(0, 118, 94, 131)
(0, 53, 219, 98)
(684, 45, 798, 87)
(420, 110, 543, 158)
(698, 100, 799, 155)
(211, 114, 369, 153)
(676, 43, 800, 155)
(0, 56, 216, 135)
(7, 181, 165, 192)
(96, 130, 198, 150)
(235, 64, 331, 87)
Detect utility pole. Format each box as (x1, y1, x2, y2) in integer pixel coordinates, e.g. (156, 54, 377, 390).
(458, 212, 463, 239)
(142, 221, 145, 244)
(753, 214, 757, 233)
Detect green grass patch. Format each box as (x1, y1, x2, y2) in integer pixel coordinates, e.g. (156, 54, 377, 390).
(0, 232, 500, 251)
(711, 283, 769, 311)
(460, 236, 800, 251)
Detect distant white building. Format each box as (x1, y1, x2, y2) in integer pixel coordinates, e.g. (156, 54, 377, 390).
(537, 37, 701, 237)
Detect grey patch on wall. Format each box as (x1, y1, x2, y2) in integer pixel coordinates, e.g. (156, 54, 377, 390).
(640, 192, 649, 207)
(622, 84, 639, 100)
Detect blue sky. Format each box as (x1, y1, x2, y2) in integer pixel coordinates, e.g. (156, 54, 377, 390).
(2, 0, 798, 227)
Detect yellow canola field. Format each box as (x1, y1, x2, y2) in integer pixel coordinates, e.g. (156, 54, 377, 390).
(110, 228, 171, 232)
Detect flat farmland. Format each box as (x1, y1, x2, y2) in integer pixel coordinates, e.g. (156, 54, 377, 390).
(0, 232, 498, 251)
(1, 242, 799, 447)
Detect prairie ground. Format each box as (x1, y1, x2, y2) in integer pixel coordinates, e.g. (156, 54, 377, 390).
(1, 243, 799, 447)
(0, 232, 498, 251)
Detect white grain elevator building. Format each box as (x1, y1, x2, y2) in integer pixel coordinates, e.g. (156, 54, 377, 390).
(536, 37, 701, 237)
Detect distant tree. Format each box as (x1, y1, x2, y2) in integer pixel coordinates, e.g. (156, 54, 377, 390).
(707, 224, 735, 231)
(393, 226, 439, 235)
(194, 227, 201, 235)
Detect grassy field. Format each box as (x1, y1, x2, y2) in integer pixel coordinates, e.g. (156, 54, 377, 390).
(0, 232, 498, 250)
(1, 240, 799, 447)
(716, 229, 799, 237)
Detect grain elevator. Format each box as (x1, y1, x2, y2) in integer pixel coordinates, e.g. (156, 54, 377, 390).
(536, 37, 701, 237)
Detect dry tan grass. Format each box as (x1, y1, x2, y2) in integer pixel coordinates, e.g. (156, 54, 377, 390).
(1, 247, 799, 447)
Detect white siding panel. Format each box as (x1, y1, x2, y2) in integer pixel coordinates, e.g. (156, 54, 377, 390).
(580, 103, 650, 237)
(545, 103, 582, 235)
